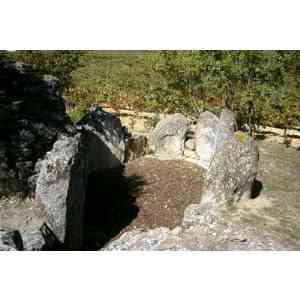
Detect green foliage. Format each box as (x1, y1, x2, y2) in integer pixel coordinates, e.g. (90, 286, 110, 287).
(38, 50, 299, 130)
(8, 50, 84, 89)
(68, 104, 89, 124)
(64, 51, 166, 111)
(154, 51, 300, 129)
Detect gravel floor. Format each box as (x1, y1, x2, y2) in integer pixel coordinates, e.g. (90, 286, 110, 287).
(122, 157, 204, 232)
(84, 157, 204, 249)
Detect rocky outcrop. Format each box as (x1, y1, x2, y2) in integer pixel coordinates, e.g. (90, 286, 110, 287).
(0, 58, 70, 196)
(149, 113, 188, 160)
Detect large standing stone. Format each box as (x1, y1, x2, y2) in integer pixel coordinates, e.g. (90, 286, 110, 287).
(77, 107, 126, 173)
(34, 133, 87, 250)
(195, 111, 219, 169)
(201, 132, 259, 207)
(149, 113, 188, 160)
(215, 108, 237, 149)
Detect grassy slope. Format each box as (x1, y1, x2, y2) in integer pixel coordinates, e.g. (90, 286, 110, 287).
(65, 51, 168, 122)
(71, 51, 161, 90)
(65, 51, 300, 128)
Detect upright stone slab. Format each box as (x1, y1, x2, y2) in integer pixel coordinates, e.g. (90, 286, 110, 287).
(195, 111, 219, 169)
(201, 132, 259, 207)
(215, 108, 236, 149)
(77, 107, 126, 173)
(149, 113, 188, 160)
(34, 133, 87, 250)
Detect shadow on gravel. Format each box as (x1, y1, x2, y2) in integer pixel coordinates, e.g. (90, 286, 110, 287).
(83, 166, 145, 250)
(251, 179, 263, 199)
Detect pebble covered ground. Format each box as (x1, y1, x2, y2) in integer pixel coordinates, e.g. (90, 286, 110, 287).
(121, 158, 204, 232)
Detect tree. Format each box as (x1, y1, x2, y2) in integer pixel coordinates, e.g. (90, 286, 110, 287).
(154, 50, 300, 130)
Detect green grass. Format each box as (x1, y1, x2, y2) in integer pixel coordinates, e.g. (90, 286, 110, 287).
(65, 51, 300, 128)
(64, 50, 211, 123)
(71, 51, 163, 91)
(64, 50, 170, 122)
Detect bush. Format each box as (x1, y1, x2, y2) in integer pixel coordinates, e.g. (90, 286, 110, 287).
(154, 51, 300, 129)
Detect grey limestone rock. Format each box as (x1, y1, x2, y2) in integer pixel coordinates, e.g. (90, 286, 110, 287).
(102, 227, 186, 251)
(149, 113, 188, 160)
(201, 133, 259, 207)
(195, 111, 219, 169)
(77, 107, 126, 173)
(34, 133, 87, 250)
(21, 230, 46, 251)
(215, 108, 237, 149)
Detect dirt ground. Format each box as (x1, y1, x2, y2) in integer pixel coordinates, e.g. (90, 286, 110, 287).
(122, 158, 204, 232)
(230, 140, 300, 249)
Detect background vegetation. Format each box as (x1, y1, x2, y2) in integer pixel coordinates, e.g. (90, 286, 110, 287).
(7, 50, 300, 129)
(7, 50, 84, 89)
